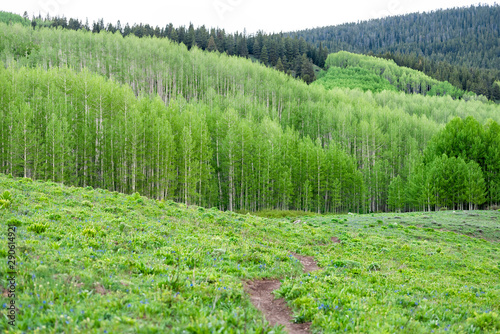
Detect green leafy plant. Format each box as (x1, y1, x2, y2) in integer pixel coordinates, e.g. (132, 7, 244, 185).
(0, 190, 12, 209)
(27, 222, 49, 233)
(7, 218, 23, 226)
(82, 227, 97, 238)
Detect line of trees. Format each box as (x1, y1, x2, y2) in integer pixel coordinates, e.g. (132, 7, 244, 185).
(1, 23, 499, 212)
(290, 4, 500, 69)
(289, 4, 500, 100)
(322, 52, 475, 100)
(374, 52, 500, 102)
(4, 10, 325, 83)
(389, 117, 500, 211)
(0, 65, 363, 212)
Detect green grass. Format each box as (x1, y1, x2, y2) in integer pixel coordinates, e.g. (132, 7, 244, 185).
(1, 174, 499, 333)
(235, 209, 319, 219)
(313, 66, 398, 93)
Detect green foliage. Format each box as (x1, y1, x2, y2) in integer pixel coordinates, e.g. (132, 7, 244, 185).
(313, 66, 397, 93)
(0, 11, 30, 26)
(422, 116, 495, 209)
(27, 222, 49, 233)
(236, 209, 318, 219)
(387, 175, 405, 212)
(0, 22, 500, 214)
(1, 174, 500, 332)
(368, 263, 381, 271)
(6, 218, 23, 226)
(81, 200, 93, 208)
(291, 5, 500, 71)
(467, 312, 500, 330)
(0, 190, 11, 209)
(82, 227, 97, 238)
(323, 52, 467, 98)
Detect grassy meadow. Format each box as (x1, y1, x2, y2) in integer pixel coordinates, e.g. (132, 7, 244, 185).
(0, 174, 499, 333)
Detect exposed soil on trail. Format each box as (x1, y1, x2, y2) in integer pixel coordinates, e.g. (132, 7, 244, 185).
(290, 253, 321, 272)
(245, 279, 311, 334)
(246, 252, 323, 333)
(331, 236, 340, 243)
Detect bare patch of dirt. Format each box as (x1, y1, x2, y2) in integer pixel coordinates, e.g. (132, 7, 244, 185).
(245, 250, 325, 333)
(245, 279, 311, 334)
(331, 236, 340, 243)
(291, 253, 320, 273)
(66, 275, 84, 288)
(2, 286, 9, 298)
(94, 282, 108, 295)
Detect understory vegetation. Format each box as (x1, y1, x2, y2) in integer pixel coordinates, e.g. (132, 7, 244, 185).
(0, 175, 499, 332)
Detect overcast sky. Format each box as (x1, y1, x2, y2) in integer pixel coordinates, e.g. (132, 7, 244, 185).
(3, 0, 498, 34)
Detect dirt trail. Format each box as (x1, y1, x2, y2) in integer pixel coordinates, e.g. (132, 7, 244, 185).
(246, 250, 324, 333)
(290, 253, 320, 272)
(246, 279, 311, 334)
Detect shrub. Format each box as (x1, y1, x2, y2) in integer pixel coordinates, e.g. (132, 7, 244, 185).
(27, 222, 49, 234)
(19, 177, 32, 183)
(332, 259, 362, 268)
(47, 213, 61, 221)
(467, 312, 500, 330)
(368, 263, 381, 271)
(103, 206, 123, 214)
(7, 218, 23, 226)
(82, 227, 97, 238)
(81, 200, 93, 208)
(0, 190, 12, 209)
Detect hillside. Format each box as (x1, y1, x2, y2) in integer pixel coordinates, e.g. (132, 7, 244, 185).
(0, 10, 324, 83)
(289, 5, 500, 100)
(289, 5, 500, 70)
(1, 175, 499, 332)
(1, 22, 500, 213)
(315, 51, 470, 99)
(314, 66, 397, 94)
(373, 52, 500, 101)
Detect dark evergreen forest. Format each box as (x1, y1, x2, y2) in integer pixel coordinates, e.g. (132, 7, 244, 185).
(289, 4, 500, 101)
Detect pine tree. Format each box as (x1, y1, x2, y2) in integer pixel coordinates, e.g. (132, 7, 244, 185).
(207, 36, 218, 52)
(300, 53, 316, 84)
(252, 39, 261, 59)
(276, 57, 284, 72)
(260, 45, 268, 65)
(492, 82, 500, 101)
(238, 37, 249, 58)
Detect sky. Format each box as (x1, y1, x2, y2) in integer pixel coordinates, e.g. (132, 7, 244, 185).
(3, 0, 498, 34)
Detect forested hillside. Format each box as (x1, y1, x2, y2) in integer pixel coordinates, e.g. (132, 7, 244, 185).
(316, 51, 471, 99)
(374, 52, 500, 101)
(0, 10, 324, 83)
(290, 4, 500, 100)
(1, 22, 500, 213)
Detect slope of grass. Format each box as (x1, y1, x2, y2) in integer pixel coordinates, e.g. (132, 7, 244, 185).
(312, 66, 398, 93)
(277, 212, 500, 332)
(322, 51, 469, 99)
(1, 175, 499, 333)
